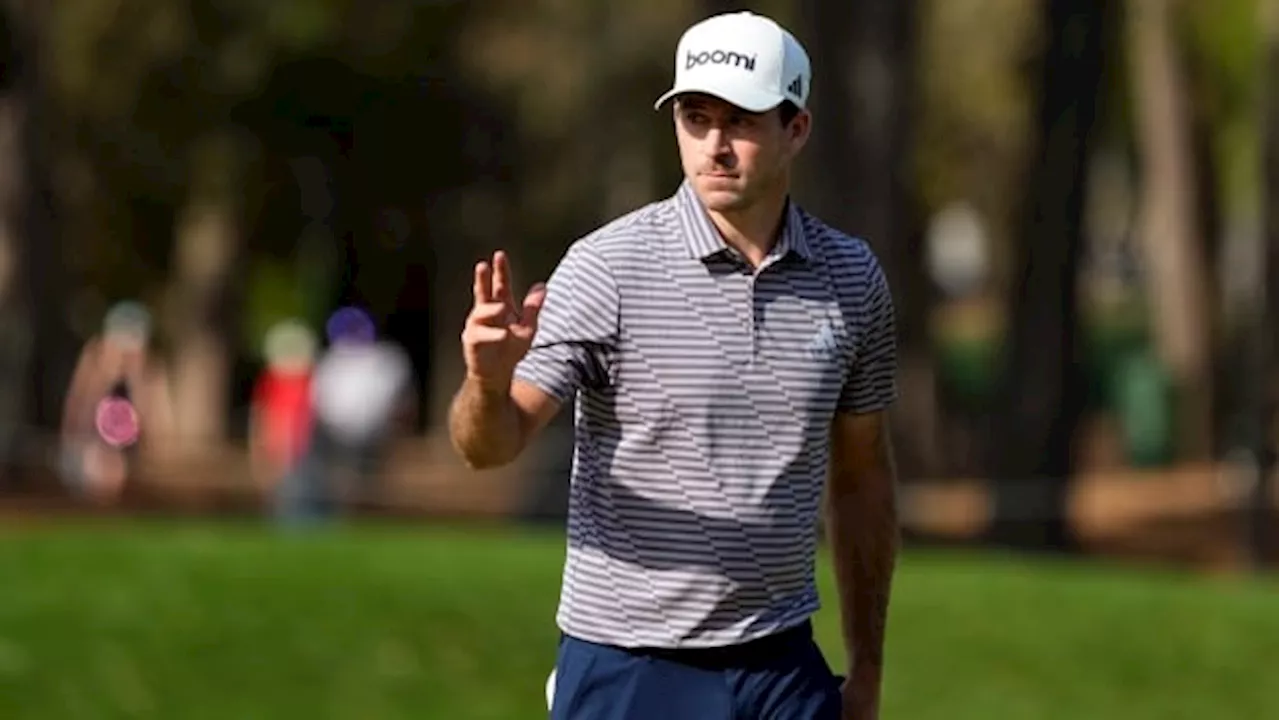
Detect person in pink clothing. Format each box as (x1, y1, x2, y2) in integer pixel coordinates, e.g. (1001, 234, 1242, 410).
(59, 301, 174, 504)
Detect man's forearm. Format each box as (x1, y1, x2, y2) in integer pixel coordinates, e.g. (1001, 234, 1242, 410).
(447, 377, 527, 470)
(826, 464, 899, 677)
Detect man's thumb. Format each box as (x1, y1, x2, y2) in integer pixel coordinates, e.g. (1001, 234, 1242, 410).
(519, 283, 547, 329)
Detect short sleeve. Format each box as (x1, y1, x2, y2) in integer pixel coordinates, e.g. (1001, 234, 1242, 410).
(837, 261, 898, 414)
(513, 242, 620, 404)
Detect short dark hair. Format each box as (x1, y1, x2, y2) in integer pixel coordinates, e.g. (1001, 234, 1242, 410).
(675, 95, 802, 126)
(778, 101, 801, 126)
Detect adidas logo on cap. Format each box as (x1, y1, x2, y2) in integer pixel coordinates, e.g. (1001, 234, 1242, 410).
(787, 74, 804, 98)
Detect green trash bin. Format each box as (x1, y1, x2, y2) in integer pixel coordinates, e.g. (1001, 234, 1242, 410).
(1085, 306, 1150, 415)
(1112, 350, 1174, 468)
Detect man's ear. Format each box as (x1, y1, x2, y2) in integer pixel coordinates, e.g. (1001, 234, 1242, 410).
(789, 109, 812, 154)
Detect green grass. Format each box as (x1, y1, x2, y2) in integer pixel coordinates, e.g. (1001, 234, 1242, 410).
(0, 521, 1274, 719)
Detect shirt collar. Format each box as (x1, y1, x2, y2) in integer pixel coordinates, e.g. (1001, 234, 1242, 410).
(672, 180, 813, 263)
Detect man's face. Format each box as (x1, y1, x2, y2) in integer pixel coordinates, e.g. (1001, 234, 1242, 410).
(674, 94, 810, 213)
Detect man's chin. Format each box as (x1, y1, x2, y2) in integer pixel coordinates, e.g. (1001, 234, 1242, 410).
(693, 184, 747, 212)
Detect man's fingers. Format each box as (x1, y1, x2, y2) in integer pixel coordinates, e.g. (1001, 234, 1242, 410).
(473, 261, 494, 305)
(469, 301, 514, 325)
(463, 325, 509, 343)
(517, 283, 548, 332)
(492, 250, 516, 309)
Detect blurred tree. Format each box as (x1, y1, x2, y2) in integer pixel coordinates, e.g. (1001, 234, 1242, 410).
(0, 1, 29, 483)
(1177, 0, 1268, 460)
(1179, 0, 1265, 217)
(0, 0, 75, 486)
(0, 2, 24, 480)
(44, 0, 480, 444)
(913, 0, 1038, 283)
(795, 0, 929, 477)
(1127, 0, 1214, 459)
(986, 0, 1110, 551)
(1250, 10, 1276, 568)
(165, 129, 247, 449)
(907, 0, 1041, 478)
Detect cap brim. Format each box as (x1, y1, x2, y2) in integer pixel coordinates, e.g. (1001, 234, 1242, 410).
(653, 84, 785, 113)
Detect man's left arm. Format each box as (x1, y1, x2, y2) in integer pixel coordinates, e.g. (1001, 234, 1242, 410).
(826, 410, 898, 717)
(827, 259, 899, 719)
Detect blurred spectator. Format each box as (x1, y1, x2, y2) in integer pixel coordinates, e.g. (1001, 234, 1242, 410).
(274, 308, 415, 525)
(58, 301, 174, 504)
(249, 319, 317, 498)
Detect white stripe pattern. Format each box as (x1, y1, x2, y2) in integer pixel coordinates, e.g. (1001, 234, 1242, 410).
(514, 180, 897, 649)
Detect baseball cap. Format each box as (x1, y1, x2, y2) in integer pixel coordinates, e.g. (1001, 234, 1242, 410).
(654, 12, 812, 114)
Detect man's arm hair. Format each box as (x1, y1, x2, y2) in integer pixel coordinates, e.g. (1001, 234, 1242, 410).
(825, 410, 899, 677)
(447, 378, 561, 470)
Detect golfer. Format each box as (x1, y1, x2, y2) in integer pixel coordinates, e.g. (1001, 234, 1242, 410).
(449, 11, 899, 719)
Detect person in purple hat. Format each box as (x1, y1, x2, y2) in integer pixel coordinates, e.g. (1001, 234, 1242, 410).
(274, 307, 415, 525)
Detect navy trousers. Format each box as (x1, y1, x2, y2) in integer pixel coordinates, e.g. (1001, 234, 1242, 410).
(548, 621, 843, 720)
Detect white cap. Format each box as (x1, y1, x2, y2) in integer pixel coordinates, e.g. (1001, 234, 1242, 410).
(654, 12, 812, 113)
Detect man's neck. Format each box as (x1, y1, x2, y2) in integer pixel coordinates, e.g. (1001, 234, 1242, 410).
(706, 188, 789, 268)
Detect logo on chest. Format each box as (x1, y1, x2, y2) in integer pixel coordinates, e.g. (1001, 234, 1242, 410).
(805, 322, 841, 361)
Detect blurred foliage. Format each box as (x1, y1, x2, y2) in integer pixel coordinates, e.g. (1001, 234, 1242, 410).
(242, 257, 311, 358)
(1177, 0, 1267, 215)
(8, 0, 1269, 454)
(43, 0, 472, 345)
(37, 0, 1269, 326)
(913, 0, 1038, 278)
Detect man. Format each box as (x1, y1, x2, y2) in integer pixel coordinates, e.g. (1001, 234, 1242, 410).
(449, 11, 899, 719)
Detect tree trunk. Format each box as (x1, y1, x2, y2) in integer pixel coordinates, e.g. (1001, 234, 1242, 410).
(1126, 0, 1214, 459)
(0, 3, 29, 484)
(986, 0, 1109, 551)
(796, 0, 929, 477)
(1250, 33, 1278, 568)
(0, 0, 72, 488)
(166, 129, 244, 455)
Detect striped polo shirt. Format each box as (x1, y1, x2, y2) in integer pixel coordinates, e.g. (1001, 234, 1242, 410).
(514, 179, 897, 649)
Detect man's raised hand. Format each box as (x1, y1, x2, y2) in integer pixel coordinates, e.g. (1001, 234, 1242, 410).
(461, 250, 547, 393)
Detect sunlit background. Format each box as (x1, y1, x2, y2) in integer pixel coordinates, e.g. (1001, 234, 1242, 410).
(0, 0, 1276, 718)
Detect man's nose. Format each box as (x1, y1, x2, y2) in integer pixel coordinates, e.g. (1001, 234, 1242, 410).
(705, 127, 731, 153)
(705, 128, 734, 167)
